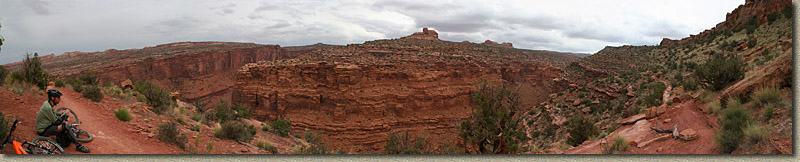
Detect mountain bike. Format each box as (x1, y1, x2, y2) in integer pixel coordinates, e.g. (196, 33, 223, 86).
(1, 119, 65, 154)
(55, 107, 93, 147)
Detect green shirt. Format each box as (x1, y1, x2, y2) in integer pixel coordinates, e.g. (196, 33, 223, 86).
(35, 100, 61, 133)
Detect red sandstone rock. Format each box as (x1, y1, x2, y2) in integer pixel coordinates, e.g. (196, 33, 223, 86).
(481, 40, 514, 48)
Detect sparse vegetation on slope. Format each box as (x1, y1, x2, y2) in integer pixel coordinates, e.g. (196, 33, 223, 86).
(458, 80, 525, 154)
(714, 98, 750, 154)
(114, 108, 132, 122)
(214, 121, 254, 143)
(134, 80, 173, 115)
(157, 122, 188, 149)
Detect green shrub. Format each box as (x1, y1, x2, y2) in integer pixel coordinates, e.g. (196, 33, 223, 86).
(81, 85, 104, 102)
(271, 118, 292, 137)
(248, 124, 257, 136)
(696, 54, 744, 91)
(256, 140, 278, 153)
(104, 86, 126, 99)
(190, 114, 204, 122)
(213, 100, 252, 123)
(0, 112, 11, 143)
(385, 131, 424, 154)
(566, 114, 600, 147)
(157, 122, 187, 149)
(0, 66, 7, 86)
(640, 82, 666, 108)
(761, 105, 774, 122)
(191, 124, 201, 132)
(176, 117, 185, 125)
(715, 100, 751, 153)
(261, 124, 269, 132)
(17, 53, 50, 90)
(604, 136, 629, 154)
(214, 101, 235, 123)
(751, 86, 781, 107)
(193, 100, 206, 112)
(743, 123, 767, 145)
(297, 130, 329, 154)
(708, 101, 722, 114)
(134, 80, 173, 115)
(783, 6, 792, 19)
(214, 121, 254, 143)
(72, 84, 84, 93)
(78, 72, 99, 86)
(458, 81, 525, 153)
(54, 79, 65, 87)
(114, 108, 132, 122)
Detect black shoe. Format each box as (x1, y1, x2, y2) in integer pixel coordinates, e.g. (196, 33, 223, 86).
(76, 144, 91, 153)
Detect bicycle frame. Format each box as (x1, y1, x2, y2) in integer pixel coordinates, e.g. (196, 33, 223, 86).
(1, 119, 27, 154)
(1, 119, 62, 154)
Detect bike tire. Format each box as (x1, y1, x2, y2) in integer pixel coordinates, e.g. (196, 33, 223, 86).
(31, 136, 66, 154)
(71, 128, 93, 143)
(56, 107, 79, 124)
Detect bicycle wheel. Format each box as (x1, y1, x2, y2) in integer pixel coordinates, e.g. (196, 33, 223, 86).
(30, 136, 66, 154)
(56, 107, 79, 124)
(71, 128, 94, 143)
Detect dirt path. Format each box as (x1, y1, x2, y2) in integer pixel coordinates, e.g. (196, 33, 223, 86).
(52, 86, 182, 154)
(0, 86, 182, 154)
(565, 79, 719, 154)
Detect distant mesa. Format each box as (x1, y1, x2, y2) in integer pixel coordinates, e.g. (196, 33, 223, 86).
(403, 28, 439, 40)
(481, 40, 514, 48)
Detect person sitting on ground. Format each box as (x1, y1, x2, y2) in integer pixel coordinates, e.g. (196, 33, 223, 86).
(36, 89, 91, 153)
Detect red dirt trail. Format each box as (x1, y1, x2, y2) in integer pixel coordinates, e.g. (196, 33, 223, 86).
(0, 86, 181, 154)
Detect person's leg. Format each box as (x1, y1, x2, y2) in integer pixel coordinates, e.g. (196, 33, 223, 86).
(60, 123, 90, 153)
(39, 124, 60, 137)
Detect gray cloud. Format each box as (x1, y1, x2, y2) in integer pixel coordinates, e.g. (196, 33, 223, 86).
(0, 0, 745, 64)
(21, 0, 51, 15)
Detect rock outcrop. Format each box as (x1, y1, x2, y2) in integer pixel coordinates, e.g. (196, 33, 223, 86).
(719, 49, 792, 102)
(660, 0, 791, 46)
(403, 28, 439, 40)
(481, 40, 514, 48)
(232, 36, 580, 152)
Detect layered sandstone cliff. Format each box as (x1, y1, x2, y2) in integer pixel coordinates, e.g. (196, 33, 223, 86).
(4, 42, 318, 103)
(232, 36, 580, 152)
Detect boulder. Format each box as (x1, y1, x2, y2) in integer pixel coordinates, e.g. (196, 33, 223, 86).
(121, 79, 134, 90)
(679, 129, 698, 141)
(615, 114, 646, 125)
(719, 50, 791, 103)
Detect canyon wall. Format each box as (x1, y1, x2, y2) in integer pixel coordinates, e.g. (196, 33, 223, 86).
(231, 35, 576, 152)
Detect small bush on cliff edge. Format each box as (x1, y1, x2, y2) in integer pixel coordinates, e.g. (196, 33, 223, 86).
(714, 99, 751, 154)
(157, 122, 187, 149)
(213, 121, 254, 143)
(458, 79, 525, 154)
(0, 112, 12, 143)
(271, 118, 292, 137)
(114, 108, 132, 122)
(134, 80, 173, 115)
(695, 54, 744, 91)
(81, 85, 104, 102)
(18, 53, 50, 90)
(0, 65, 9, 86)
(385, 131, 425, 154)
(213, 100, 253, 123)
(565, 114, 600, 147)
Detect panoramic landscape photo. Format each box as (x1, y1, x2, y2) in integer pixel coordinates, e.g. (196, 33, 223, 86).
(0, 0, 793, 154)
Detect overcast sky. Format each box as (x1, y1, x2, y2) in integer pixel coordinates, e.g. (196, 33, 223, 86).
(0, 0, 744, 64)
